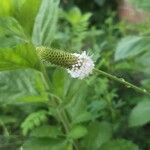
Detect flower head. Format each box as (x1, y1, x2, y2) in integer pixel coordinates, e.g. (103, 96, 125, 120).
(36, 47, 94, 79)
(67, 51, 94, 79)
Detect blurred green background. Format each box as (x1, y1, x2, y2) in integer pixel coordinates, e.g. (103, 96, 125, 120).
(0, 0, 150, 150)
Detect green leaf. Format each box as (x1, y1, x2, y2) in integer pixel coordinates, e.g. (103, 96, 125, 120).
(12, 0, 42, 35)
(0, 0, 13, 16)
(66, 80, 88, 121)
(0, 69, 49, 105)
(129, 100, 150, 127)
(72, 111, 92, 124)
(21, 110, 48, 135)
(115, 36, 150, 61)
(131, 0, 150, 11)
(51, 68, 70, 99)
(0, 43, 40, 71)
(0, 115, 17, 124)
(100, 139, 139, 150)
(68, 125, 87, 140)
(23, 138, 68, 150)
(82, 121, 112, 150)
(32, 0, 60, 46)
(30, 125, 62, 138)
(0, 17, 28, 48)
(63, 7, 82, 25)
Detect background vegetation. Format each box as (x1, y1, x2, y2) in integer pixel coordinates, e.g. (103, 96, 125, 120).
(0, 0, 150, 149)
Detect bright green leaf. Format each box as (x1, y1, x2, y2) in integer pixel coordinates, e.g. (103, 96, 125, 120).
(68, 125, 87, 140)
(129, 100, 150, 127)
(12, 0, 42, 35)
(32, 0, 60, 46)
(0, 43, 40, 71)
(21, 110, 48, 135)
(0, 0, 13, 16)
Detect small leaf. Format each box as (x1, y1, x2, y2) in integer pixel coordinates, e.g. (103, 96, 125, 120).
(115, 36, 150, 61)
(21, 110, 48, 135)
(30, 125, 62, 138)
(100, 139, 139, 150)
(72, 111, 92, 124)
(23, 138, 68, 150)
(129, 100, 150, 127)
(82, 121, 112, 150)
(0, 17, 28, 48)
(68, 125, 87, 140)
(0, 115, 17, 124)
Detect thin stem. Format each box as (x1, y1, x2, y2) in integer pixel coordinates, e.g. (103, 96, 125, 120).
(93, 68, 150, 96)
(40, 63, 79, 150)
(0, 120, 9, 137)
(56, 104, 79, 150)
(56, 108, 69, 133)
(61, 109, 79, 150)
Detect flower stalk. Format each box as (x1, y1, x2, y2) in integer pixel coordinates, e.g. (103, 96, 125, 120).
(36, 46, 150, 96)
(94, 68, 150, 96)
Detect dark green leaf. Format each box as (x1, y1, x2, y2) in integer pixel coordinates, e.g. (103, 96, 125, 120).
(82, 121, 112, 150)
(30, 125, 62, 138)
(23, 138, 68, 150)
(100, 139, 139, 150)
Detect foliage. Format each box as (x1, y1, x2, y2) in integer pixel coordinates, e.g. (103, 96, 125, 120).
(0, 0, 150, 150)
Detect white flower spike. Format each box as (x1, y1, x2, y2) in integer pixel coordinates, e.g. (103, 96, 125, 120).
(36, 47, 94, 79)
(67, 51, 94, 79)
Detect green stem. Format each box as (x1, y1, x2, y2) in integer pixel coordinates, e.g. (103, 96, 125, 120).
(56, 105, 79, 150)
(0, 120, 9, 137)
(40, 63, 79, 150)
(61, 110, 79, 150)
(93, 68, 150, 96)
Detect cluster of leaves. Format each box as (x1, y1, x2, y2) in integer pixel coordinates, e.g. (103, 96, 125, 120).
(0, 0, 150, 150)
